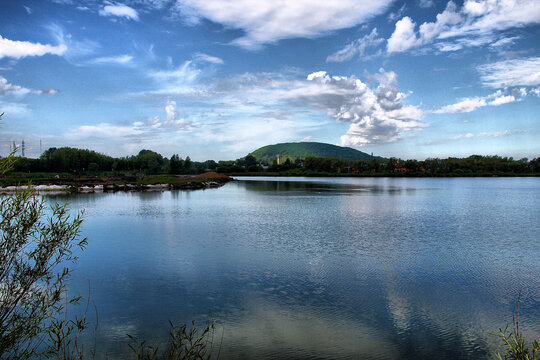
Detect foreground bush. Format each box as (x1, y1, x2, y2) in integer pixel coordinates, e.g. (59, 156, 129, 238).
(492, 295, 539, 360)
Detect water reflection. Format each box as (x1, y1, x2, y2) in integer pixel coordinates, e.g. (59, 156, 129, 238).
(50, 177, 539, 359)
(238, 177, 412, 196)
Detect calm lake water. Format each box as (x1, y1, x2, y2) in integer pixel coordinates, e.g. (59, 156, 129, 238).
(46, 177, 540, 359)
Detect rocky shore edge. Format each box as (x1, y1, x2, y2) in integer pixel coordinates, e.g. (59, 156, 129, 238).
(0, 172, 232, 194)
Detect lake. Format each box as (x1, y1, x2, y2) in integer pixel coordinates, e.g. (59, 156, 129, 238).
(46, 177, 539, 359)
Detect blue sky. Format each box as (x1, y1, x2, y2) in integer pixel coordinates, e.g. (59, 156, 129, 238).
(0, 0, 539, 160)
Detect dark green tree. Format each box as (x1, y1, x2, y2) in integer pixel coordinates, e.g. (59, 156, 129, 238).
(169, 154, 183, 174)
(183, 156, 192, 173)
(244, 155, 257, 168)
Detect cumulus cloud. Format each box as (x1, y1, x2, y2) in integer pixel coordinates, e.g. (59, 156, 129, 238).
(326, 28, 384, 63)
(99, 3, 139, 20)
(387, 17, 421, 53)
(434, 89, 517, 113)
(387, 0, 540, 53)
(477, 57, 540, 88)
(172, 0, 393, 49)
(0, 35, 67, 60)
(147, 100, 195, 129)
(137, 65, 423, 150)
(300, 69, 424, 146)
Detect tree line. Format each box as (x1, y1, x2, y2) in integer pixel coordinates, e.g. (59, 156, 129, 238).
(266, 155, 540, 176)
(262, 155, 540, 176)
(4, 146, 539, 176)
(7, 147, 218, 175)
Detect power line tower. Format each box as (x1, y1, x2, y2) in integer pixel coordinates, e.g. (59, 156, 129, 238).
(21, 140, 25, 157)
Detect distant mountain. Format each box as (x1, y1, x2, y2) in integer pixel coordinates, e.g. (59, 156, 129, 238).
(248, 142, 381, 163)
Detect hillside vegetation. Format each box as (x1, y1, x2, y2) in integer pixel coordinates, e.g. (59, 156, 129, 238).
(249, 142, 379, 163)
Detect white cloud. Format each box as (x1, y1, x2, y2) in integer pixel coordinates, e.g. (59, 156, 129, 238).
(388, 4, 406, 22)
(135, 65, 423, 150)
(434, 97, 487, 113)
(515, 88, 527, 97)
(533, 87, 540, 97)
(99, 3, 139, 20)
(436, 33, 495, 52)
(387, 0, 540, 54)
(0, 35, 67, 60)
(388, 2, 462, 53)
(148, 61, 202, 94)
(301, 69, 424, 146)
(147, 100, 196, 130)
(387, 17, 420, 53)
(33, 89, 60, 96)
(453, 132, 474, 140)
(46, 23, 101, 64)
(478, 57, 540, 88)
(326, 28, 384, 62)
(434, 89, 518, 113)
(448, 0, 540, 36)
(489, 95, 515, 106)
(165, 100, 178, 122)
(196, 116, 321, 154)
(0, 76, 59, 97)
(0, 77, 30, 96)
(193, 52, 224, 65)
(419, 1, 462, 42)
(419, 0, 434, 8)
(478, 130, 521, 138)
(0, 101, 30, 116)
(173, 0, 394, 49)
(64, 123, 144, 141)
(490, 36, 520, 48)
(300, 136, 312, 142)
(91, 54, 134, 65)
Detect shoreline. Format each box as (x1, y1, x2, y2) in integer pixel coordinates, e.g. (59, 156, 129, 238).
(0, 172, 232, 194)
(0, 181, 227, 194)
(228, 172, 540, 178)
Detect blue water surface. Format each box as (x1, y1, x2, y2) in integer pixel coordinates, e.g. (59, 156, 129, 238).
(46, 177, 540, 359)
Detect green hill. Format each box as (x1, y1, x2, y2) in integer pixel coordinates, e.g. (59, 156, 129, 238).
(248, 142, 380, 163)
